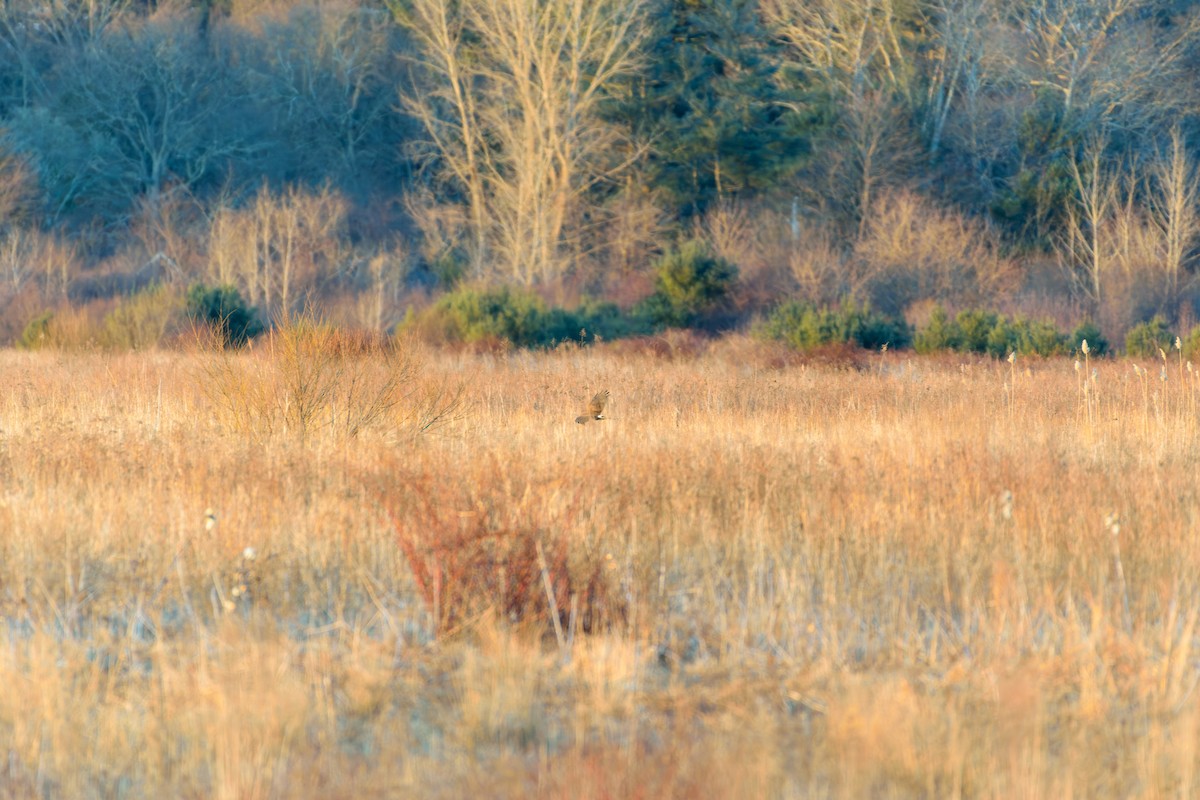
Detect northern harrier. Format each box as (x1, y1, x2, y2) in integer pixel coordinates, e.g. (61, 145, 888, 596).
(575, 390, 609, 424)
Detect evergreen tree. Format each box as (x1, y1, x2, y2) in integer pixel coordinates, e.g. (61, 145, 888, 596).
(618, 0, 815, 218)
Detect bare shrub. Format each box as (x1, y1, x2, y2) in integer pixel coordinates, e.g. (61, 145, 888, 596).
(696, 200, 759, 270)
(587, 182, 670, 280)
(853, 189, 1019, 314)
(14, 304, 100, 349)
(371, 467, 624, 638)
(198, 310, 465, 442)
(129, 187, 207, 281)
(0, 145, 36, 229)
(786, 223, 850, 306)
(102, 284, 185, 350)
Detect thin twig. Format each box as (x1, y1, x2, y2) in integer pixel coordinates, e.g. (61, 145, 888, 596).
(535, 538, 566, 652)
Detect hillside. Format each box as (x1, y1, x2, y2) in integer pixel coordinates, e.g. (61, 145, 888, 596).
(2, 0, 1200, 346)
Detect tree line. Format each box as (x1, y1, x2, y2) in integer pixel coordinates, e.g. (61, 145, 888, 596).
(2, 0, 1200, 343)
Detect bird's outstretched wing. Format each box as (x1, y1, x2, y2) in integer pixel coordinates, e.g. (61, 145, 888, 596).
(588, 390, 609, 417)
(576, 389, 609, 423)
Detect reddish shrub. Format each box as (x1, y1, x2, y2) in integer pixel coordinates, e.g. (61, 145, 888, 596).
(370, 471, 624, 637)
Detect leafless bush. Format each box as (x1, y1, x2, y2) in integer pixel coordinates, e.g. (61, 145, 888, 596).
(587, 182, 670, 278)
(696, 200, 759, 269)
(129, 187, 207, 282)
(0, 145, 35, 229)
(853, 189, 1019, 314)
(371, 467, 624, 638)
(198, 310, 465, 442)
(102, 284, 185, 350)
(786, 223, 851, 306)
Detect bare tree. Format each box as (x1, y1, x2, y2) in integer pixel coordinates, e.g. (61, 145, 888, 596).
(13, 0, 129, 49)
(764, 0, 918, 101)
(1060, 137, 1122, 305)
(207, 183, 347, 314)
(1147, 128, 1200, 311)
(396, 0, 489, 273)
(765, 0, 924, 235)
(794, 88, 919, 240)
(0, 227, 77, 299)
(360, 246, 409, 330)
(921, 0, 994, 156)
(208, 201, 257, 294)
(255, 5, 396, 178)
(1017, 0, 1200, 132)
(10, 13, 253, 216)
(397, 0, 647, 285)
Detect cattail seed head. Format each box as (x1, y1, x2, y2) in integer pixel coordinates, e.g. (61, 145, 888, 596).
(1082, 339, 1090, 355)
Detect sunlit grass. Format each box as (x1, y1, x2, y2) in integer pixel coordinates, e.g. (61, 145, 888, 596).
(2, 342, 1200, 797)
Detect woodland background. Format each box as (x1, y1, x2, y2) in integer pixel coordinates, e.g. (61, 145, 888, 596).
(2, 0, 1200, 346)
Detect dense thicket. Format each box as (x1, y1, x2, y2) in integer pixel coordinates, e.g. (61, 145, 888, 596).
(3, 0, 1200, 346)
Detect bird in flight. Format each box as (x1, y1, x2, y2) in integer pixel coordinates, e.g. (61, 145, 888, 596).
(575, 390, 610, 424)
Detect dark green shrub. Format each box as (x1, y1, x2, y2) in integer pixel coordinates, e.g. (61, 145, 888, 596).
(955, 309, 1003, 353)
(754, 299, 910, 351)
(1004, 316, 1069, 357)
(915, 307, 1068, 356)
(637, 240, 737, 328)
(1125, 316, 1174, 358)
(430, 248, 468, 287)
(984, 319, 1018, 358)
(913, 306, 958, 353)
(186, 283, 263, 347)
(402, 287, 657, 349)
(1070, 320, 1108, 356)
(1180, 326, 1200, 360)
(427, 285, 550, 346)
(403, 286, 630, 348)
(17, 311, 55, 350)
(571, 298, 655, 342)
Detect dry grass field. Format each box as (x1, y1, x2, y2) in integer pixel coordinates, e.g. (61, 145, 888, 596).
(3, 333, 1200, 798)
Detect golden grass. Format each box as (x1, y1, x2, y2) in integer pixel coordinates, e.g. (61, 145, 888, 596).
(2, 342, 1200, 797)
